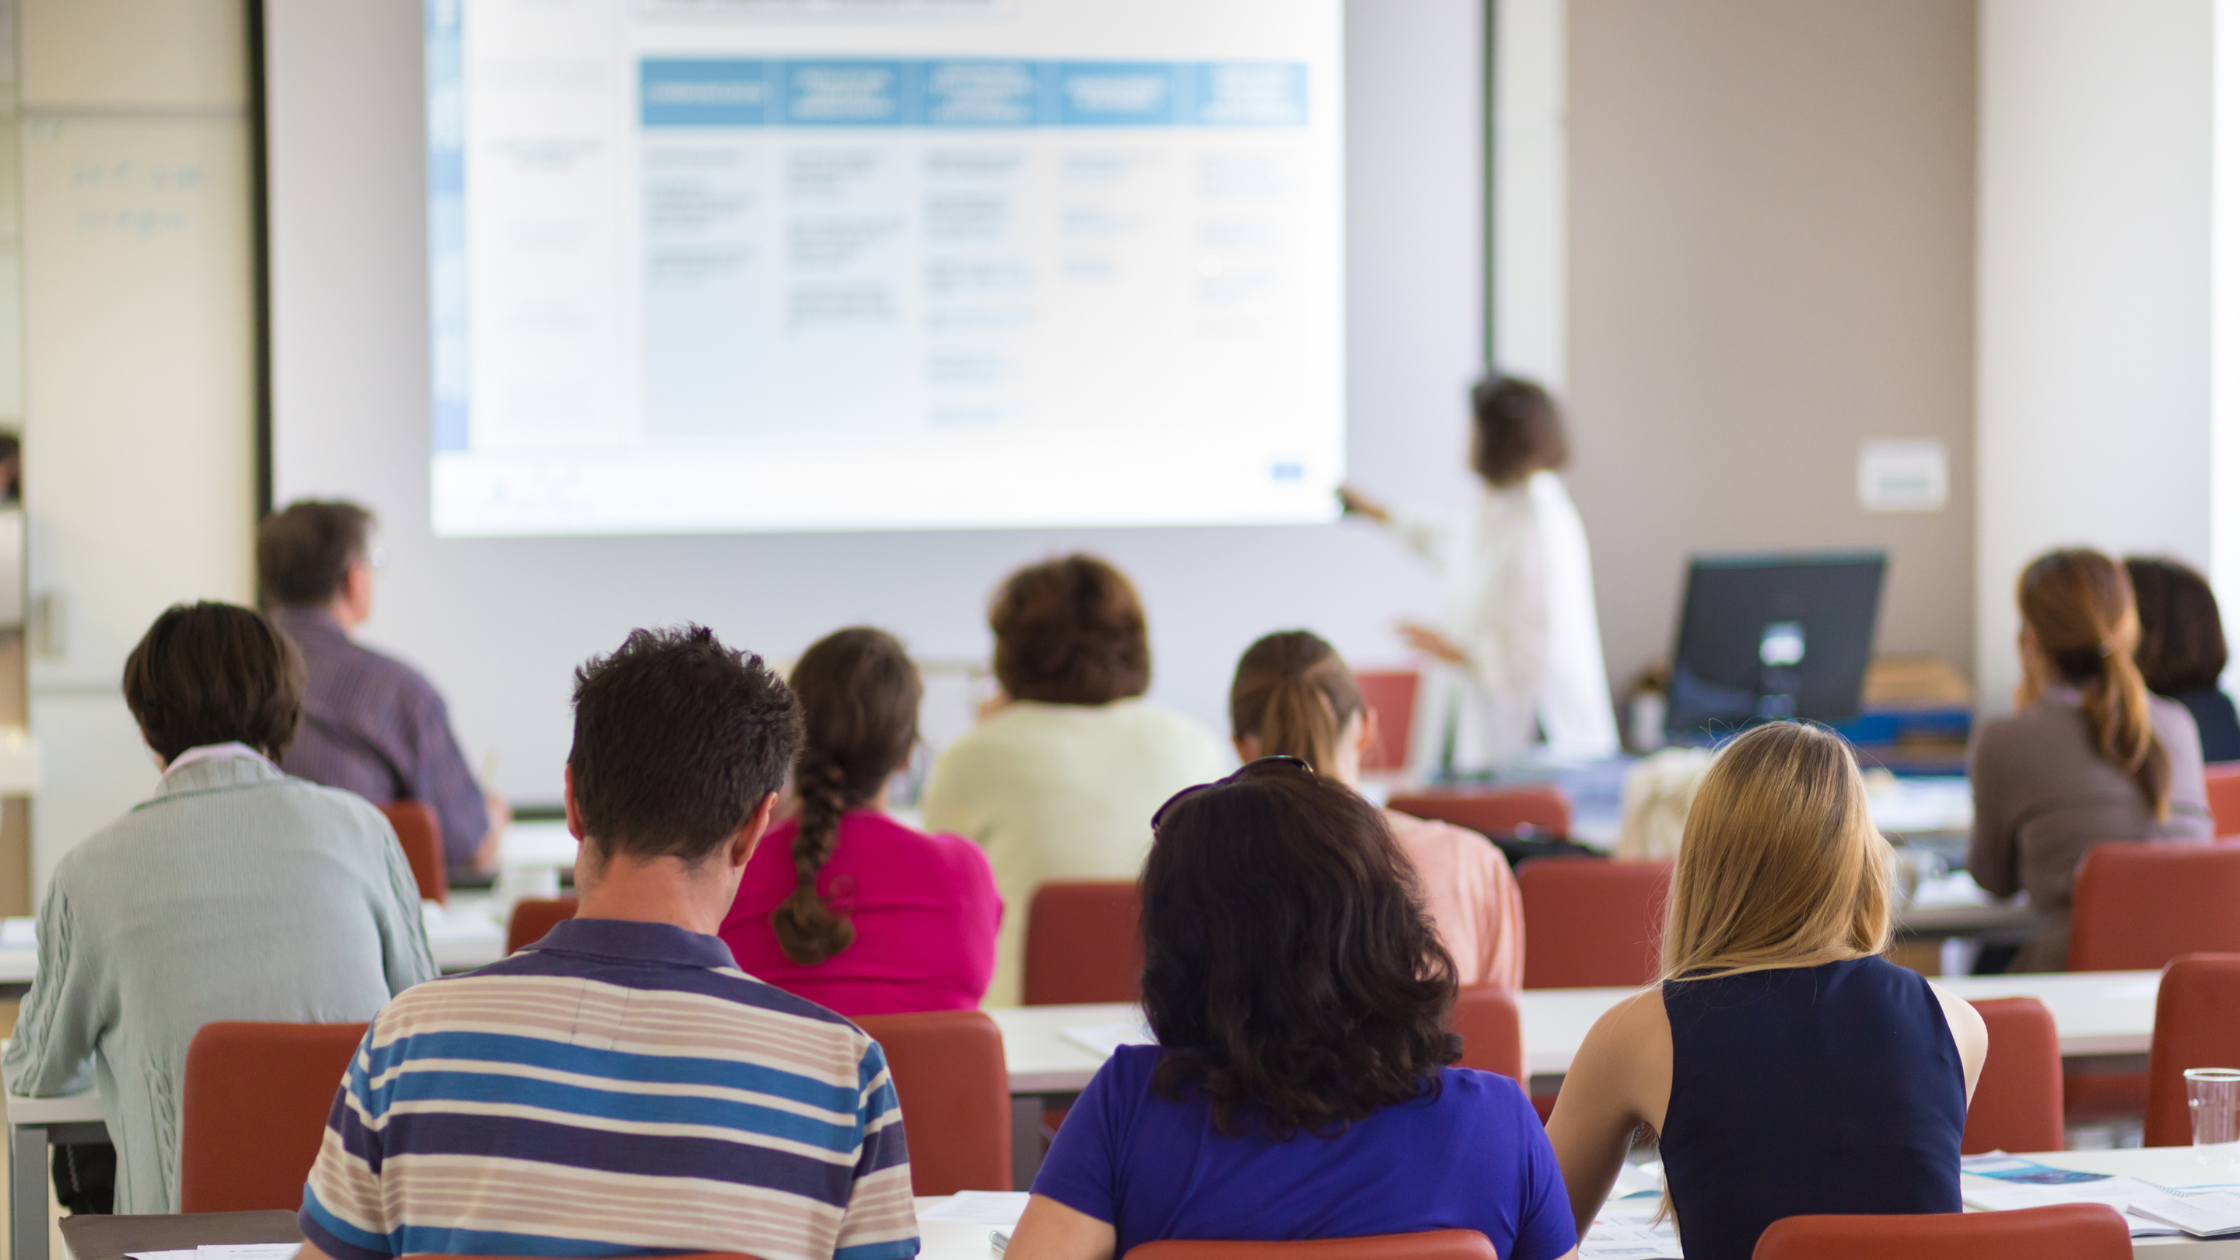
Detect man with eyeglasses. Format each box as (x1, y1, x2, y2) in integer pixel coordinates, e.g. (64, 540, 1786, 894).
(257, 499, 505, 875)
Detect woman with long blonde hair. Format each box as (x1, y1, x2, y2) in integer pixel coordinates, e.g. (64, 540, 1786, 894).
(1546, 722, 1986, 1260)
(1970, 548, 2212, 972)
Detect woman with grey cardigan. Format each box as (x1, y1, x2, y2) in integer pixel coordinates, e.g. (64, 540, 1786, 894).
(2, 602, 435, 1213)
(1969, 549, 2213, 973)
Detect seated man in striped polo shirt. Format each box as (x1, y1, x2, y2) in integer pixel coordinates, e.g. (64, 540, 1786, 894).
(298, 625, 920, 1260)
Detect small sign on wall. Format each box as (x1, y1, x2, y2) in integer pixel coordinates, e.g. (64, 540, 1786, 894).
(1857, 439, 1949, 512)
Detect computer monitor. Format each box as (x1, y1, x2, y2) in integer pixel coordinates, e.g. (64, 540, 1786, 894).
(1665, 550, 1888, 742)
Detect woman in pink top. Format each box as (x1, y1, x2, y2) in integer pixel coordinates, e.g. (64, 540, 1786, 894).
(721, 627, 1002, 1015)
(1229, 632, 1525, 988)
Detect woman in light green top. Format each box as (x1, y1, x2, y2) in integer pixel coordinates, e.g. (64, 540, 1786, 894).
(923, 555, 1227, 1007)
(2, 603, 436, 1213)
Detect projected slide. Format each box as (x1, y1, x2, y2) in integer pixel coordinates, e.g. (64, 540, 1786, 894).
(426, 0, 1345, 536)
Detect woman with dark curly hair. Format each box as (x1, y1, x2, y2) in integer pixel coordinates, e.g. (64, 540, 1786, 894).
(718, 627, 1001, 1014)
(1007, 760, 1577, 1260)
(923, 554, 1225, 1006)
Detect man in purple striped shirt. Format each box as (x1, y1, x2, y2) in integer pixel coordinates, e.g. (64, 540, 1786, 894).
(258, 501, 503, 873)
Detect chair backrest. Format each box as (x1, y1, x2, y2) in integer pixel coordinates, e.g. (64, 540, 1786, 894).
(1126, 1230, 1499, 1260)
(1352, 670, 1419, 773)
(380, 799, 449, 905)
(1449, 984, 1523, 1082)
(2068, 842, 2240, 971)
(1385, 785, 1571, 838)
(1024, 880, 1142, 1006)
(2208, 763, 2240, 836)
(2145, 952, 2240, 1146)
(180, 1021, 368, 1213)
(1750, 1204, 2131, 1260)
(855, 1010, 1011, 1194)
(506, 896, 579, 954)
(1961, 997, 2063, 1155)
(1516, 858, 1673, 989)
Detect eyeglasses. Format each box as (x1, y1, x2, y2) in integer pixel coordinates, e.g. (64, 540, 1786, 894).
(1150, 754, 1314, 832)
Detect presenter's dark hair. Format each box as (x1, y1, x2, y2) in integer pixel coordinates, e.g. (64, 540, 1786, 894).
(568, 625, 803, 864)
(772, 627, 922, 965)
(257, 500, 373, 607)
(1141, 761, 1458, 1139)
(2127, 556, 2231, 696)
(989, 554, 1150, 705)
(1470, 375, 1570, 486)
(123, 602, 305, 762)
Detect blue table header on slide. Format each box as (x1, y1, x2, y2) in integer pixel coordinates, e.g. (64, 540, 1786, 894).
(640, 57, 1308, 128)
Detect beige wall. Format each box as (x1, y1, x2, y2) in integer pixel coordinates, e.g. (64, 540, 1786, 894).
(22, 0, 256, 895)
(1565, 0, 1979, 696)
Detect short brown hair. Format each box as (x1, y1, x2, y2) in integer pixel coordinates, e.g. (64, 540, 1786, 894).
(568, 625, 804, 866)
(1470, 375, 1570, 486)
(2127, 556, 2231, 695)
(990, 554, 1150, 705)
(257, 500, 372, 607)
(123, 602, 305, 761)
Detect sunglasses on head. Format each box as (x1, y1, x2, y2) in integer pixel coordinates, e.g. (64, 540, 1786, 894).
(1151, 754, 1315, 832)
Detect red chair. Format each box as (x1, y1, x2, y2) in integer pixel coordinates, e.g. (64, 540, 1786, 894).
(1386, 785, 1571, 838)
(1751, 1203, 2131, 1260)
(1126, 1231, 1498, 1260)
(1023, 881, 1142, 1006)
(1961, 997, 2063, 1155)
(2144, 953, 2240, 1146)
(2069, 841, 2240, 970)
(179, 1021, 367, 1212)
(506, 896, 579, 954)
(856, 1010, 1011, 1194)
(380, 799, 449, 905)
(2065, 841, 2240, 1121)
(2207, 763, 2240, 835)
(1449, 985, 1523, 1083)
(1517, 858, 1673, 989)
(1353, 670, 1419, 773)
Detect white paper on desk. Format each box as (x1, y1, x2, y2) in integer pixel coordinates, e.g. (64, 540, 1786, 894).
(125, 1250, 197, 1260)
(918, 1191, 1031, 1226)
(1579, 1200, 1681, 1260)
(1960, 1175, 2176, 1236)
(1611, 1159, 1664, 1198)
(0, 917, 34, 948)
(198, 1246, 301, 1260)
(2127, 1185, 2240, 1237)
(1060, 1023, 1156, 1058)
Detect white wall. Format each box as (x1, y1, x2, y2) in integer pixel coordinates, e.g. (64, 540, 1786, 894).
(266, 0, 1488, 807)
(1976, 0, 2214, 712)
(21, 0, 255, 893)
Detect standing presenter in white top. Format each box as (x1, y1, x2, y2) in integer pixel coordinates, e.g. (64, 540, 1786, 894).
(1343, 375, 1619, 775)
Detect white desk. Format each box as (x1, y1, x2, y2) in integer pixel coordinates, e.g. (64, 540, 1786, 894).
(912, 1147, 2240, 1260)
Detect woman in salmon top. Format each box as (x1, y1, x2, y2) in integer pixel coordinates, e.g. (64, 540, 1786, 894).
(1227, 630, 1525, 988)
(720, 627, 1002, 1015)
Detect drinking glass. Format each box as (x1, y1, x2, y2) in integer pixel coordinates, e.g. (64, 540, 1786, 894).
(2186, 1067, 2240, 1166)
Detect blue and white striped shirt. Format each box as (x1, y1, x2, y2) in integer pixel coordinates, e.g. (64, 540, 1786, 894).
(299, 918, 919, 1260)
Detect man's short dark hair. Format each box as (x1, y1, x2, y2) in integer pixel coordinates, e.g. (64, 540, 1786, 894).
(257, 500, 372, 607)
(123, 602, 305, 761)
(1470, 375, 1570, 486)
(568, 625, 804, 865)
(989, 554, 1151, 706)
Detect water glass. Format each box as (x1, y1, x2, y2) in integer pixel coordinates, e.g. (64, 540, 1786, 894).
(2186, 1067, 2240, 1164)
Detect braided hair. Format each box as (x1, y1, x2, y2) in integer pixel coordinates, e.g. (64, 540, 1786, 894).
(771, 628, 923, 965)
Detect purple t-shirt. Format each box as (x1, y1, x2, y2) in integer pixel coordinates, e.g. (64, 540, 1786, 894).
(1033, 1046, 1576, 1260)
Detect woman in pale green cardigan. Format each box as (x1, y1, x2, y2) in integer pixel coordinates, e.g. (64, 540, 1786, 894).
(2, 602, 435, 1214)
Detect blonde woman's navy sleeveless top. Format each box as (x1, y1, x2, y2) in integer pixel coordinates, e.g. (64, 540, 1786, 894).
(1660, 956, 1965, 1260)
